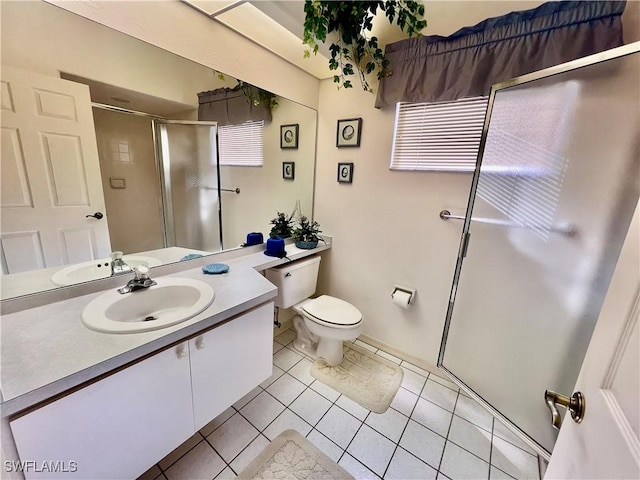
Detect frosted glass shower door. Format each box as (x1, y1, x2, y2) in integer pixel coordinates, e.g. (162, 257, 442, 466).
(439, 46, 640, 456)
(154, 120, 222, 252)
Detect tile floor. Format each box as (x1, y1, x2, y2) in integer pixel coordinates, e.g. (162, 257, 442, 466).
(139, 331, 542, 480)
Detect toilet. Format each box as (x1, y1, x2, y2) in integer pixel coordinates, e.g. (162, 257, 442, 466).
(266, 256, 362, 366)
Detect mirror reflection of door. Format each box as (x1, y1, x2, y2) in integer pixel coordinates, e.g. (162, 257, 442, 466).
(439, 45, 640, 456)
(1, 67, 111, 274)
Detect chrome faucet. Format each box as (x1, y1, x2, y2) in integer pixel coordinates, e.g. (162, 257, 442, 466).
(117, 265, 157, 294)
(110, 251, 132, 276)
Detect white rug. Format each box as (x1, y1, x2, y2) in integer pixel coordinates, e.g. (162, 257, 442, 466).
(310, 343, 403, 414)
(237, 429, 354, 480)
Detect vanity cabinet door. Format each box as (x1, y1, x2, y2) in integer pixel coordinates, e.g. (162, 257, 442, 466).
(9, 342, 194, 480)
(190, 302, 274, 430)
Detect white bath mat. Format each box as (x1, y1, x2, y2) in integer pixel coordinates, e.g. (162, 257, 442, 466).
(310, 343, 403, 414)
(237, 429, 354, 480)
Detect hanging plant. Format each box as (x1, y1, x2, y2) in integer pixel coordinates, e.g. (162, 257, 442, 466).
(214, 71, 278, 109)
(303, 1, 426, 92)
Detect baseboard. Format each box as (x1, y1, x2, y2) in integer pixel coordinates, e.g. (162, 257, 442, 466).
(357, 333, 440, 376)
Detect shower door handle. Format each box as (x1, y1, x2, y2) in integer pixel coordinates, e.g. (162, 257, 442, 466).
(544, 389, 585, 429)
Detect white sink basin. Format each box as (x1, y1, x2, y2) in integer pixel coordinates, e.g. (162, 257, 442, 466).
(82, 278, 215, 333)
(51, 256, 162, 286)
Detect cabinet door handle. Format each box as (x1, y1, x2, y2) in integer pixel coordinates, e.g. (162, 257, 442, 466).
(176, 344, 187, 359)
(195, 337, 205, 350)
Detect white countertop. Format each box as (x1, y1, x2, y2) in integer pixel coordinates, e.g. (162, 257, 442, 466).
(0, 241, 330, 416)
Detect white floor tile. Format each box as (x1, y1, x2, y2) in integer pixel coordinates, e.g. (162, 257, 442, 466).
(263, 409, 312, 440)
(428, 372, 460, 392)
(206, 413, 260, 463)
(273, 340, 284, 354)
(240, 391, 285, 431)
(259, 365, 284, 389)
(437, 473, 452, 480)
(288, 358, 315, 385)
(232, 386, 262, 410)
(400, 361, 431, 378)
(420, 379, 458, 412)
(448, 415, 492, 461)
(376, 350, 402, 364)
(315, 405, 362, 449)
(439, 441, 490, 480)
(199, 407, 235, 437)
(390, 387, 419, 417)
(490, 436, 540, 480)
(338, 453, 380, 480)
(490, 465, 516, 479)
(229, 434, 270, 474)
(272, 347, 303, 371)
(354, 339, 377, 352)
(214, 466, 236, 479)
(290, 388, 333, 425)
(306, 429, 344, 462)
(158, 433, 202, 471)
(401, 367, 427, 395)
(347, 424, 395, 476)
(385, 447, 437, 480)
(138, 464, 161, 480)
(164, 440, 226, 480)
(493, 419, 538, 455)
(399, 420, 445, 469)
(336, 395, 369, 421)
(454, 394, 494, 432)
(274, 329, 296, 346)
(310, 379, 341, 402)
(411, 397, 453, 437)
(266, 373, 306, 405)
(365, 407, 409, 443)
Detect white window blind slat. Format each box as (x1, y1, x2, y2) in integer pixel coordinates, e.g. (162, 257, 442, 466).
(218, 120, 264, 166)
(390, 97, 489, 172)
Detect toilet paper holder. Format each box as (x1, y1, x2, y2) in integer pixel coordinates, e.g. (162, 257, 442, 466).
(391, 285, 416, 305)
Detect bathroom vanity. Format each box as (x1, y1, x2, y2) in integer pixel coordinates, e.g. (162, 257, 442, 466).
(0, 241, 330, 479)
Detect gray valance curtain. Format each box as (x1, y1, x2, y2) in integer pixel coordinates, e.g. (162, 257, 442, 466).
(375, 1, 626, 108)
(198, 85, 272, 125)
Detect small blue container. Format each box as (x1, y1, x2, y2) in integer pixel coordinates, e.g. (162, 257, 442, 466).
(264, 237, 286, 257)
(244, 232, 264, 246)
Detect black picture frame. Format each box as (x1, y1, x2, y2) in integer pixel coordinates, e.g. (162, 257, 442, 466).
(337, 162, 354, 183)
(336, 118, 362, 148)
(280, 124, 299, 149)
(282, 162, 295, 180)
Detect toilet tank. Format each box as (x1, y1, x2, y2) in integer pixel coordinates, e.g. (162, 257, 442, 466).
(265, 256, 321, 308)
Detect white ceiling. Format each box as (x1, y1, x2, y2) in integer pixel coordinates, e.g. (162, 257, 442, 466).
(182, 1, 546, 81)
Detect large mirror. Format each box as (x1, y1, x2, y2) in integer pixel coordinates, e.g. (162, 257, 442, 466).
(0, 1, 317, 300)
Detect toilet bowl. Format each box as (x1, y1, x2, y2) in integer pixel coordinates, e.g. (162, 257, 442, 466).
(265, 256, 363, 366)
(291, 295, 363, 365)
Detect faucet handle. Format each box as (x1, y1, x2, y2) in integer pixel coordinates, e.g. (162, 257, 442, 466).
(111, 251, 124, 261)
(133, 265, 150, 279)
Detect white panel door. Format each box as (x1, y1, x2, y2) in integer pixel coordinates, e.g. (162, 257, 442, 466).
(9, 343, 194, 479)
(545, 202, 639, 479)
(190, 302, 273, 430)
(0, 66, 110, 274)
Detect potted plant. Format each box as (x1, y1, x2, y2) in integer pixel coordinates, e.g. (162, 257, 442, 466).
(269, 212, 294, 238)
(293, 216, 324, 249)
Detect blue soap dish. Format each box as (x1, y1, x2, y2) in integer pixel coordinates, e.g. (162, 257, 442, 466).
(181, 253, 204, 261)
(202, 263, 229, 274)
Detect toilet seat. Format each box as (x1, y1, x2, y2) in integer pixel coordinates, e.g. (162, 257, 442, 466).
(301, 295, 362, 328)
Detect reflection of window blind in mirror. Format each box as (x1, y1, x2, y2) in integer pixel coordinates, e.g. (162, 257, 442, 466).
(218, 120, 264, 166)
(476, 81, 580, 240)
(390, 97, 488, 171)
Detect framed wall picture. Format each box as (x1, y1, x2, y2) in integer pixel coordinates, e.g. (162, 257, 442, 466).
(282, 162, 295, 180)
(337, 162, 354, 183)
(280, 124, 299, 149)
(336, 118, 362, 147)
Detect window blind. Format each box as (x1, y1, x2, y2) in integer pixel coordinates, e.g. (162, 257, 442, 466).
(218, 120, 264, 166)
(390, 97, 488, 172)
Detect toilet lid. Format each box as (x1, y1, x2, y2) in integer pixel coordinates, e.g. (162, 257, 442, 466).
(301, 295, 362, 326)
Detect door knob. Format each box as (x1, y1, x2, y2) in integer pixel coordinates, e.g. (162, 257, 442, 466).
(544, 390, 585, 429)
(86, 212, 104, 219)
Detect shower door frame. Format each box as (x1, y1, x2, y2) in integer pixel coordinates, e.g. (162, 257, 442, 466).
(152, 119, 222, 250)
(437, 42, 640, 459)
